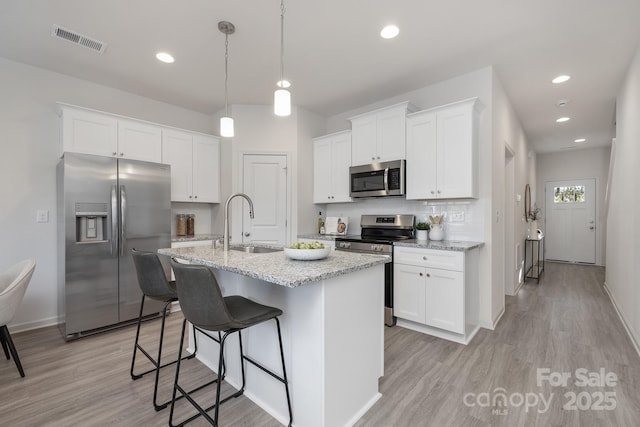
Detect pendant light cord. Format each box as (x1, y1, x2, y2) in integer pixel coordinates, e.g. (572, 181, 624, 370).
(280, 0, 285, 85)
(224, 32, 229, 116)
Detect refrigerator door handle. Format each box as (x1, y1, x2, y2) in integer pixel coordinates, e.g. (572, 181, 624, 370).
(110, 184, 118, 257)
(120, 185, 127, 257)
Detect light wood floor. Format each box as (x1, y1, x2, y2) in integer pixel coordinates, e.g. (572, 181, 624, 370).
(2, 262, 639, 426)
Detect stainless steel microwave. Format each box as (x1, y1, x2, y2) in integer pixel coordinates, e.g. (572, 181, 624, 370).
(349, 159, 405, 198)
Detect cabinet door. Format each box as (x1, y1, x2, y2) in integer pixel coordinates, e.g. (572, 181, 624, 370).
(192, 135, 220, 203)
(313, 137, 333, 203)
(330, 132, 352, 202)
(376, 107, 406, 162)
(162, 129, 193, 202)
(406, 111, 438, 199)
(393, 263, 426, 323)
(437, 103, 476, 198)
(62, 108, 118, 157)
(350, 115, 377, 166)
(118, 119, 162, 162)
(425, 268, 464, 333)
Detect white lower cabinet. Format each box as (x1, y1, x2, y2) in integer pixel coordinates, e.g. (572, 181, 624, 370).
(394, 246, 479, 344)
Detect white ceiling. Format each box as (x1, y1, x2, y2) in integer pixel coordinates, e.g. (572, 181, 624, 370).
(2, 0, 639, 153)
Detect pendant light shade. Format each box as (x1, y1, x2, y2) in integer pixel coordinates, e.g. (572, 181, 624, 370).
(274, 0, 291, 117)
(220, 116, 234, 137)
(274, 88, 291, 117)
(219, 21, 235, 137)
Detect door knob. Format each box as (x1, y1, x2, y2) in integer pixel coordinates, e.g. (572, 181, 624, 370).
(244, 232, 251, 237)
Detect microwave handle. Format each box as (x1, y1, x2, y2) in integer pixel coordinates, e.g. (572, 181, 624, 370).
(383, 168, 390, 194)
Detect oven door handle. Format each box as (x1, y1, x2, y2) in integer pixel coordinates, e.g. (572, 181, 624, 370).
(383, 167, 390, 194)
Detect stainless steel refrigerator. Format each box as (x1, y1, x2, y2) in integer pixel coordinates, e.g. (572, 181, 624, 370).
(57, 153, 171, 340)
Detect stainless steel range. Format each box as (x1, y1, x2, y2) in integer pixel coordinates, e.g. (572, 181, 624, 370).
(335, 214, 415, 326)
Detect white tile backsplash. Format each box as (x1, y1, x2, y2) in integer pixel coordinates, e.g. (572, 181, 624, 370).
(324, 197, 485, 242)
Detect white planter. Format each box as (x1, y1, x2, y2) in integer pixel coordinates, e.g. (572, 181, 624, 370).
(429, 224, 444, 241)
(415, 229, 429, 241)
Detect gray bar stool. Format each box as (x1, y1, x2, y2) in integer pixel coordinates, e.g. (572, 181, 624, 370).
(169, 259, 292, 427)
(130, 249, 198, 411)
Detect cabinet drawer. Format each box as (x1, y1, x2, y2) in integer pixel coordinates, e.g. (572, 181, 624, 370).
(394, 247, 463, 271)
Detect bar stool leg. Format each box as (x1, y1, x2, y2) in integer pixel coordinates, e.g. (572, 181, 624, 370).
(275, 318, 293, 427)
(130, 294, 146, 380)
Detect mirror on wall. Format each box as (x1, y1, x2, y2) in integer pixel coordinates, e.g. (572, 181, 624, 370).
(524, 184, 531, 221)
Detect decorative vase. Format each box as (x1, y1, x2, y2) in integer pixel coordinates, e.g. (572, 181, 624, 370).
(528, 220, 537, 238)
(429, 224, 444, 241)
(415, 229, 429, 241)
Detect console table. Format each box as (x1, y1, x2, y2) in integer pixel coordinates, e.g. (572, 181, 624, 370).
(524, 235, 544, 283)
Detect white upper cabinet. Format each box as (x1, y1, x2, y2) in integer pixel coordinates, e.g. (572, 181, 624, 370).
(192, 134, 221, 203)
(61, 107, 118, 158)
(406, 98, 481, 200)
(313, 130, 352, 203)
(162, 130, 220, 203)
(349, 102, 416, 166)
(117, 119, 162, 162)
(60, 105, 161, 162)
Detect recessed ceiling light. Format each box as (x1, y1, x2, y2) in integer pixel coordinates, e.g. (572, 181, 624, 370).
(556, 117, 570, 123)
(574, 138, 586, 143)
(380, 25, 399, 39)
(155, 52, 174, 63)
(276, 79, 291, 88)
(552, 75, 571, 84)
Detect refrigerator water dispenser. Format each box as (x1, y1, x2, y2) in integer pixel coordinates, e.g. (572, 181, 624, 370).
(75, 202, 108, 242)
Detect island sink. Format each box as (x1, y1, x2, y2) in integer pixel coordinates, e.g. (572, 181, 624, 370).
(229, 245, 282, 254)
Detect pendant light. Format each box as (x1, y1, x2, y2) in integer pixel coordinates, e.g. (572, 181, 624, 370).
(274, 0, 291, 116)
(219, 21, 235, 137)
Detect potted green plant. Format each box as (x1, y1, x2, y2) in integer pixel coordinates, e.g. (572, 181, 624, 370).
(415, 222, 430, 241)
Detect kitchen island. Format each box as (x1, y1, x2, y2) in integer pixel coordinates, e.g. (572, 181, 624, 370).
(158, 245, 389, 427)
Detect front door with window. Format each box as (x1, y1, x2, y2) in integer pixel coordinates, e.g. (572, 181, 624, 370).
(544, 179, 596, 263)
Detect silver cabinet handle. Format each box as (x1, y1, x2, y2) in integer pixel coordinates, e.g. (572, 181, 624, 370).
(589, 226, 595, 230)
(426, 273, 431, 278)
(112, 151, 117, 156)
(419, 272, 423, 276)
(371, 157, 375, 160)
(430, 190, 435, 194)
(423, 256, 427, 260)
(437, 190, 441, 194)
(120, 152, 124, 157)
(377, 156, 380, 160)
(194, 195, 198, 199)
(244, 232, 251, 237)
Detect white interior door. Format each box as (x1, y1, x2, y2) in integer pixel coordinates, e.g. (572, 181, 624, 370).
(544, 179, 596, 263)
(242, 154, 288, 244)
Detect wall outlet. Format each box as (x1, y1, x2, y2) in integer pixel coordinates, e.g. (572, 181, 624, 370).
(450, 211, 465, 222)
(37, 210, 49, 223)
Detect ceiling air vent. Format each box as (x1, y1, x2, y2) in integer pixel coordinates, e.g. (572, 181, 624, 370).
(50, 25, 107, 54)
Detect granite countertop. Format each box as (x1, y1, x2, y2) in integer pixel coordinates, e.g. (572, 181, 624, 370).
(297, 234, 341, 241)
(158, 245, 389, 288)
(171, 234, 222, 243)
(394, 239, 484, 252)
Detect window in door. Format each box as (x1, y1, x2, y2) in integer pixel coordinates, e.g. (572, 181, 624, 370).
(554, 185, 586, 203)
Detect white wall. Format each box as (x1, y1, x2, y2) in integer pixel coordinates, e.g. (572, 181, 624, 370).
(492, 72, 535, 302)
(605, 43, 640, 348)
(537, 147, 611, 266)
(0, 57, 214, 331)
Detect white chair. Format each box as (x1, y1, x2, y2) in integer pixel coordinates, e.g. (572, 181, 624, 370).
(0, 259, 36, 377)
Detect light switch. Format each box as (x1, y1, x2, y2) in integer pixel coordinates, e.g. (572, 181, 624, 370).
(37, 210, 49, 223)
(450, 211, 465, 222)
(516, 194, 522, 202)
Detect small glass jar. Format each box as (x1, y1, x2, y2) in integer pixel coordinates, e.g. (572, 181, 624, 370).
(176, 214, 186, 236)
(186, 214, 195, 237)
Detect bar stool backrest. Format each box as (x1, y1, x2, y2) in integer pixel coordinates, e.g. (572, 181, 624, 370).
(170, 260, 234, 331)
(131, 249, 176, 301)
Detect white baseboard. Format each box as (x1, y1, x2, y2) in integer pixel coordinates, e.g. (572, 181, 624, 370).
(603, 282, 640, 358)
(8, 315, 61, 334)
(492, 306, 506, 328)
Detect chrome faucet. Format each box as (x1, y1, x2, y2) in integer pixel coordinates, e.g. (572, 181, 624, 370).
(223, 193, 255, 252)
